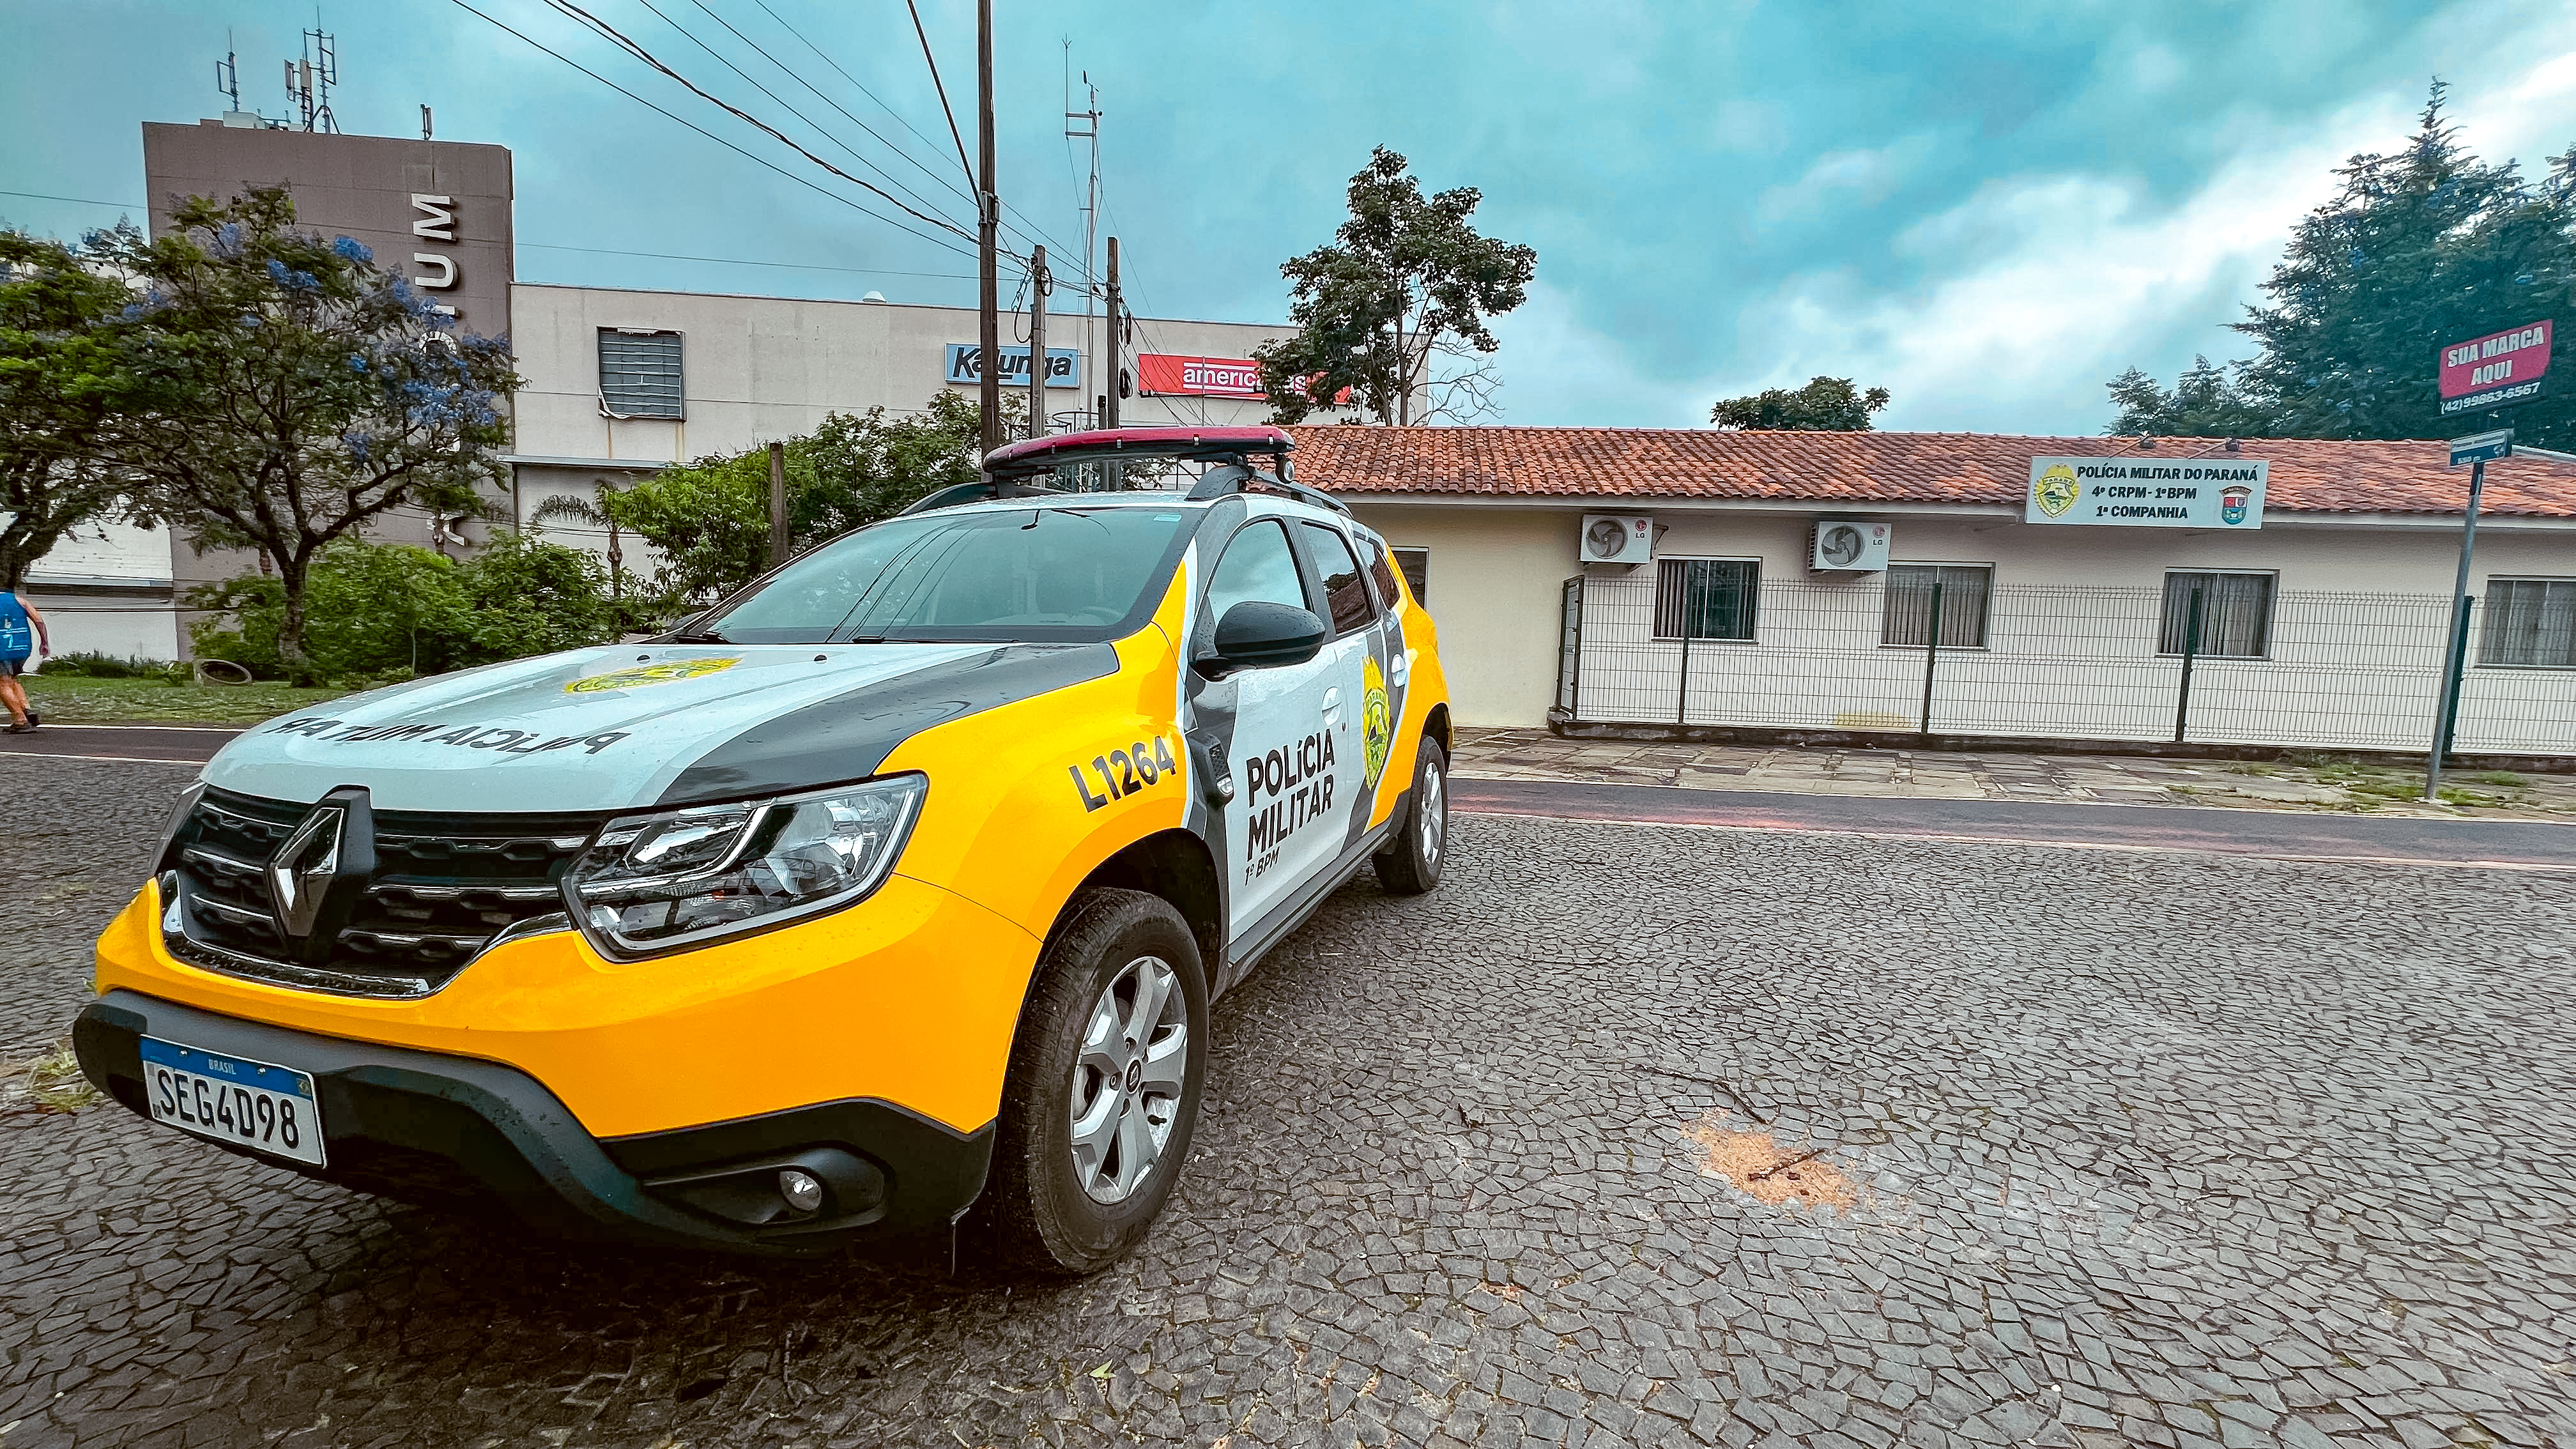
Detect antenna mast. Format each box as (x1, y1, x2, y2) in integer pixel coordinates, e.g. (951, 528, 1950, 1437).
(1064, 54, 1100, 429)
(286, 22, 341, 134)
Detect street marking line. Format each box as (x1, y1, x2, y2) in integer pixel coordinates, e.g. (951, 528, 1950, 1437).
(0, 751, 208, 767)
(1452, 803, 2576, 875)
(15, 723, 247, 734)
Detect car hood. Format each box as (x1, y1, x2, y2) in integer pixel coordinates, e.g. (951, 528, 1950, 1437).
(201, 640, 1117, 815)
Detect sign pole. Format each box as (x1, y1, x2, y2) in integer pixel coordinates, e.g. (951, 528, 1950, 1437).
(2424, 450, 2492, 802)
(2173, 586, 2202, 744)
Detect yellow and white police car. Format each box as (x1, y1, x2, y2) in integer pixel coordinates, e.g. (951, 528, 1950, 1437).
(74, 427, 1450, 1273)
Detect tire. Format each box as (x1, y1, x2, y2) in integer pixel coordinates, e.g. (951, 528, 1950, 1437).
(1372, 735, 1448, 895)
(974, 887, 1209, 1275)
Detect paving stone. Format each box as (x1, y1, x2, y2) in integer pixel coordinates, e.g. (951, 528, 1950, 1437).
(4, 760, 2573, 1447)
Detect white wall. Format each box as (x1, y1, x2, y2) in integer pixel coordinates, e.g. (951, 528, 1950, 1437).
(1338, 500, 2576, 737)
(19, 518, 182, 661)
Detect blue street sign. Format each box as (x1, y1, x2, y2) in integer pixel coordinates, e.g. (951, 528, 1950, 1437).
(2447, 429, 2514, 468)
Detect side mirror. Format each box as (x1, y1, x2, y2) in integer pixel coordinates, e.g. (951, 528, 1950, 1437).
(1200, 601, 1326, 677)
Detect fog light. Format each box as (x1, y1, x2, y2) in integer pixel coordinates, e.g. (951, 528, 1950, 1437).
(778, 1168, 825, 1214)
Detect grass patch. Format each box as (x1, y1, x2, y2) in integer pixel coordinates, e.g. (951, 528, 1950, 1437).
(1, 1040, 102, 1114)
(2466, 770, 2529, 788)
(22, 673, 347, 725)
(2219, 763, 2280, 776)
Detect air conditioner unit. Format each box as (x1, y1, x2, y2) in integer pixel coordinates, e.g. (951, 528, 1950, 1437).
(1809, 519, 1891, 572)
(1579, 514, 1654, 567)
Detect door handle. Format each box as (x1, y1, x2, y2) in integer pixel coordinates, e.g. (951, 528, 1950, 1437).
(1321, 687, 1342, 717)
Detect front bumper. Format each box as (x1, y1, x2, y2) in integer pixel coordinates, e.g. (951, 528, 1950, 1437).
(75, 990, 992, 1255)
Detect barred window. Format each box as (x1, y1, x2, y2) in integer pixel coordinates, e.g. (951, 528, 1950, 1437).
(2480, 578, 2576, 668)
(1653, 558, 1759, 641)
(2159, 571, 2273, 657)
(1881, 564, 1990, 647)
(1392, 547, 1430, 605)
(598, 329, 684, 418)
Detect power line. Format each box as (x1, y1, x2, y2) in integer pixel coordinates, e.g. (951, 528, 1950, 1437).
(686, 0, 974, 211)
(520, 240, 972, 280)
(904, 0, 975, 192)
(537, 0, 985, 249)
(632, 0, 969, 230)
(445, 0, 979, 261)
(0, 188, 145, 211)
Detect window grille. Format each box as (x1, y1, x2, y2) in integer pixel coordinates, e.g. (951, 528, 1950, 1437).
(1653, 559, 1759, 641)
(1882, 564, 1991, 647)
(597, 329, 684, 419)
(2480, 578, 2576, 668)
(2159, 571, 2273, 657)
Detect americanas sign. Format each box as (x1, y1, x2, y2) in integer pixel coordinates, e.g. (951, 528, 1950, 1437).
(2437, 319, 2552, 415)
(2025, 456, 2267, 529)
(1138, 353, 1264, 399)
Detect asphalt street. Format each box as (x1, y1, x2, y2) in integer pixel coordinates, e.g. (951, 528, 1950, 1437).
(3, 753, 2573, 1449)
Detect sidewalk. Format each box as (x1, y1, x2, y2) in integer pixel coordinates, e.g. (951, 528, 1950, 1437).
(1452, 728, 2576, 822)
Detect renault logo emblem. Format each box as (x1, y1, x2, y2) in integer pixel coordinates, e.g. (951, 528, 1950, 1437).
(268, 806, 348, 938)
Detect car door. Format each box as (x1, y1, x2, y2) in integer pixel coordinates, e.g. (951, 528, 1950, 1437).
(1199, 516, 1342, 939)
(1290, 519, 1383, 867)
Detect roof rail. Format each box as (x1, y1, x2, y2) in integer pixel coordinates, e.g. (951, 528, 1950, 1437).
(1184, 462, 1350, 516)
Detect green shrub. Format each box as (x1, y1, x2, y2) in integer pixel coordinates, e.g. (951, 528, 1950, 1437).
(186, 533, 620, 684)
(35, 652, 188, 681)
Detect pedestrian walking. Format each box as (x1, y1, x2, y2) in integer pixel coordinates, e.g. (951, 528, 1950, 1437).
(0, 588, 50, 732)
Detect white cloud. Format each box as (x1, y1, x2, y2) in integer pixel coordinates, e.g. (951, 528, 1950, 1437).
(1487, 281, 1709, 425)
(1754, 135, 1940, 224)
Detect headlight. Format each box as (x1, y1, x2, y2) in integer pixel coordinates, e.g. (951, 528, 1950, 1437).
(564, 775, 927, 958)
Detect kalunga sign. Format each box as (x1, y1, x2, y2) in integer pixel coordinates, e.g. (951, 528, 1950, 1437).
(2437, 319, 2552, 415)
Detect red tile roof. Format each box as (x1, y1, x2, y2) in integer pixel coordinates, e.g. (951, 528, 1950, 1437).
(1283, 427, 2576, 518)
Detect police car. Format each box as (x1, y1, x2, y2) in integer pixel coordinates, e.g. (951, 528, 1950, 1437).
(75, 427, 1451, 1273)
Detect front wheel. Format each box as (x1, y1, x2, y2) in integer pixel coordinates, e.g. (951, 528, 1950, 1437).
(1372, 735, 1448, 894)
(975, 888, 1208, 1275)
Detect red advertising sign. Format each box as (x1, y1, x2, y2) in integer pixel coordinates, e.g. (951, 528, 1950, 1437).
(2437, 319, 2553, 415)
(1138, 353, 1266, 399)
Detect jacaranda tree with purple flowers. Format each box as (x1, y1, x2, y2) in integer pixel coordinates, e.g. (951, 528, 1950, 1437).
(95, 186, 520, 679)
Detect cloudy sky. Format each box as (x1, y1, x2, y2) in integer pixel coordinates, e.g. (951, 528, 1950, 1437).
(4, 0, 2573, 433)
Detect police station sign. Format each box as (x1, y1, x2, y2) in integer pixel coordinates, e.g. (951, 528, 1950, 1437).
(2025, 456, 2267, 529)
(2437, 319, 2552, 415)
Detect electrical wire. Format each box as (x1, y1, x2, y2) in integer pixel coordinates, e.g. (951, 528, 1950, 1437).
(445, 0, 980, 261)
(903, 0, 976, 192)
(632, 0, 969, 229)
(519, 240, 972, 280)
(537, 0, 985, 249)
(685, 0, 974, 210)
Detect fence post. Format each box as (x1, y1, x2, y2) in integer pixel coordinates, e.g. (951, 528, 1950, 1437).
(2172, 586, 2203, 743)
(1918, 581, 1943, 738)
(2436, 594, 2478, 763)
(1676, 636, 1692, 726)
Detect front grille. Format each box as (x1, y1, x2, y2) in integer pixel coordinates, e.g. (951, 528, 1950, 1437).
(160, 788, 607, 999)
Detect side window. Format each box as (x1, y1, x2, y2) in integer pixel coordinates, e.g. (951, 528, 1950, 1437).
(1298, 523, 1376, 635)
(1360, 533, 1405, 609)
(1204, 521, 1308, 624)
(1393, 548, 1429, 605)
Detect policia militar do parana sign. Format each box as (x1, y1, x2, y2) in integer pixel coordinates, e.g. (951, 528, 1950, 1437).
(2025, 456, 2268, 528)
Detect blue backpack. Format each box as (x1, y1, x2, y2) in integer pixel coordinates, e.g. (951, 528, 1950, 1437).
(0, 593, 31, 664)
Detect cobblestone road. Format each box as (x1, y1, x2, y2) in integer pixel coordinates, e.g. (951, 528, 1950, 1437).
(4, 755, 2573, 1449)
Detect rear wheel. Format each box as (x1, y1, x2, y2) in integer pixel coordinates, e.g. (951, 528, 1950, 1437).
(976, 888, 1208, 1275)
(1372, 735, 1448, 894)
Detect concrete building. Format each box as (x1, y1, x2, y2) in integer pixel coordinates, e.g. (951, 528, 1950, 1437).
(31, 118, 1317, 662)
(1300, 428, 2576, 755)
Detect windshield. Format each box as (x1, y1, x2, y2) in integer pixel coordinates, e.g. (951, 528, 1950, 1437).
(688, 505, 1193, 645)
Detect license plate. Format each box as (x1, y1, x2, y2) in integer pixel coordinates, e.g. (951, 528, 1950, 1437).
(138, 1037, 326, 1167)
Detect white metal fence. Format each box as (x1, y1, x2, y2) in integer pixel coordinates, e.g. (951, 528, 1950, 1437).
(1555, 572, 2576, 755)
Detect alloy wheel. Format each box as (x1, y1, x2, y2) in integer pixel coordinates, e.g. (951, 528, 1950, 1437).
(1068, 954, 1190, 1204)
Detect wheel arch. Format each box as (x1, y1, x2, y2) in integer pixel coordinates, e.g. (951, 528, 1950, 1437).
(1048, 829, 1225, 997)
(1423, 703, 1452, 756)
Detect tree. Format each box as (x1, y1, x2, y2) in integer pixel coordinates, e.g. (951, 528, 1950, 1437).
(2106, 86, 2575, 446)
(1253, 146, 1537, 426)
(592, 392, 988, 611)
(89, 187, 519, 679)
(2103, 355, 2271, 438)
(0, 225, 147, 589)
(1708, 376, 1891, 431)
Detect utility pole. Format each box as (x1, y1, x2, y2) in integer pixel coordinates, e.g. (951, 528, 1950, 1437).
(767, 441, 789, 567)
(1102, 236, 1123, 429)
(1027, 245, 1049, 440)
(1065, 63, 1100, 428)
(975, 0, 1000, 455)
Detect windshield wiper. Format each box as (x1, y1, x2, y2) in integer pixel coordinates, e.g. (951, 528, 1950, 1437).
(668, 631, 730, 643)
